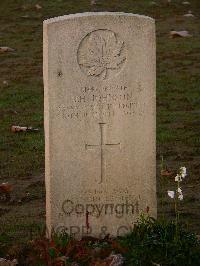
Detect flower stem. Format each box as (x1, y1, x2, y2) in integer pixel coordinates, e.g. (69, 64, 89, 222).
(174, 181, 180, 242)
(160, 156, 165, 220)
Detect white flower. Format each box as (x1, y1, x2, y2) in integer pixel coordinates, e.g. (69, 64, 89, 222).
(168, 190, 175, 199)
(177, 187, 182, 193)
(177, 187, 184, 200)
(175, 174, 182, 182)
(175, 175, 179, 182)
(178, 193, 183, 200)
(180, 166, 187, 178)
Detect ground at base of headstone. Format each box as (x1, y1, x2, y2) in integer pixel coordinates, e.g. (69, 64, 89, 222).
(1, 216, 200, 266)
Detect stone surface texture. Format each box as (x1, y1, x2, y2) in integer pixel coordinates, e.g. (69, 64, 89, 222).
(43, 12, 156, 238)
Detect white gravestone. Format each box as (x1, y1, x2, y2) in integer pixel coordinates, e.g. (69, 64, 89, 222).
(43, 12, 156, 238)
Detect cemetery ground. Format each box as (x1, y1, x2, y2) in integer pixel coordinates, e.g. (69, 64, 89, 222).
(0, 0, 200, 264)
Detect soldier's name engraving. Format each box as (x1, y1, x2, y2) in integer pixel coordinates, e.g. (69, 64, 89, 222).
(56, 84, 145, 120)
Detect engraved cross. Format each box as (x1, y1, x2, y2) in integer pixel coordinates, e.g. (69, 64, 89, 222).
(85, 123, 121, 184)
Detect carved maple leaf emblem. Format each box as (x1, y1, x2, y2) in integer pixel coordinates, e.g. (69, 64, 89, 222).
(78, 31, 126, 79)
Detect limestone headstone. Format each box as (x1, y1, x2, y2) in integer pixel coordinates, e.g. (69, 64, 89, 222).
(43, 12, 156, 238)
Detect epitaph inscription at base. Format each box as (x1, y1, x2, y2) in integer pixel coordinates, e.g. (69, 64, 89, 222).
(44, 12, 156, 238)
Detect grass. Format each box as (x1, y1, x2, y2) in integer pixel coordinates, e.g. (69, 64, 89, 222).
(0, 0, 200, 256)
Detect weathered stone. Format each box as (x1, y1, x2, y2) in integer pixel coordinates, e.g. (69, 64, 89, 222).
(43, 12, 156, 238)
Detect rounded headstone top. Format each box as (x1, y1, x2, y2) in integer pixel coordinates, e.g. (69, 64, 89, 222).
(43, 12, 154, 25)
